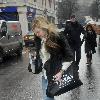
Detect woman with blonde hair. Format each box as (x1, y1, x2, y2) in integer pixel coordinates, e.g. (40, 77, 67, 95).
(32, 16, 73, 99)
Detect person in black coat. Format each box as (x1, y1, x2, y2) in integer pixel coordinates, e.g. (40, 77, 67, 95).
(32, 16, 74, 99)
(64, 15, 85, 70)
(34, 34, 41, 55)
(84, 24, 97, 65)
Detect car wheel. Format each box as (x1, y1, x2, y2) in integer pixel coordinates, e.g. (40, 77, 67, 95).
(16, 48, 22, 56)
(17, 48, 23, 56)
(17, 43, 23, 56)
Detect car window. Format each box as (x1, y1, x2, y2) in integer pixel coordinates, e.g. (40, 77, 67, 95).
(7, 22, 22, 36)
(0, 22, 7, 38)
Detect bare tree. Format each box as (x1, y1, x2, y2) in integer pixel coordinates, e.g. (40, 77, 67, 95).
(57, 0, 79, 23)
(90, 0, 100, 21)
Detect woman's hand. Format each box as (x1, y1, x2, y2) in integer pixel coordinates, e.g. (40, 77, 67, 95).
(54, 70, 63, 81)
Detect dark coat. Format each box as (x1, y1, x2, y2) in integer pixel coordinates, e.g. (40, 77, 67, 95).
(34, 33, 74, 80)
(45, 33, 73, 80)
(64, 21, 85, 49)
(85, 30, 97, 54)
(34, 34, 41, 55)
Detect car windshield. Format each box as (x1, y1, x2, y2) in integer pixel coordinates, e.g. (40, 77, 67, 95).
(7, 22, 22, 35)
(27, 31, 34, 35)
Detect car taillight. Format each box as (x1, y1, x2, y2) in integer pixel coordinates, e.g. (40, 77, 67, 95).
(24, 36, 29, 40)
(29, 36, 34, 39)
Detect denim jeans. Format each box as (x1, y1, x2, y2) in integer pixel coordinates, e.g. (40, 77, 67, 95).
(42, 76, 55, 100)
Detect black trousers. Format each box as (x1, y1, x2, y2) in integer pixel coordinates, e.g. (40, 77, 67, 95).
(71, 47, 81, 70)
(86, 51, 92, 60)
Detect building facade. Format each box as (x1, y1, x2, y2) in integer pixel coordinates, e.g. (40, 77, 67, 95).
(0, 0, 56, 35)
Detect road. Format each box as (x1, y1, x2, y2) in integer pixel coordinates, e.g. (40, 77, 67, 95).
(0, 36, 100, 100)
(0, 48, 42, 100)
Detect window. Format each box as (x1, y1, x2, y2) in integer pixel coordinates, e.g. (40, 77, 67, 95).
(0, 0, 7, 3)
(0, 22, 7, 37)
(42, 0, 44, 6)
(48, 0, 52, 8)
(45, 0, 46, 7)
(0, 12, 19, 21)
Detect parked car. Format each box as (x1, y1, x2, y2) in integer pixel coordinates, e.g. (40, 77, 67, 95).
(23, 31, 35, 47)
(0, 20, 23, 62)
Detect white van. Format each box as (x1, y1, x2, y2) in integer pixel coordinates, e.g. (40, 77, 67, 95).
(0, 20, 23, 62)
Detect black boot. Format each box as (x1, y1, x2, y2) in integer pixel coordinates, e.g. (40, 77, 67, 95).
(46, 89, 54, 98)
(86, 57, 90, 65)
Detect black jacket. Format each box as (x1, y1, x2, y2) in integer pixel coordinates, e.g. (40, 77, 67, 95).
(34, 33, 74, 80)
(64, 21, 85, 49)
(34, 34, 41, 55)
(85, 30, 97, 53)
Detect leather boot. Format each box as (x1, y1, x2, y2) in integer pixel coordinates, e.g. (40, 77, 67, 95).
(86, 57, 89, 65)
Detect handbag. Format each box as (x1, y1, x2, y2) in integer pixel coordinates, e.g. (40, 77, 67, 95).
(28, 52, 43, 74)
(46, 62, 83, 96)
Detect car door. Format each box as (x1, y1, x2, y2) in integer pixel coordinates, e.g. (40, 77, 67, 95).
(0, 22, 9, 53)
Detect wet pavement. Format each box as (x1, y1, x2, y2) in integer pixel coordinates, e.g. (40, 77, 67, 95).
(0, 48, 43, 100)
(0, 36, 100, 100)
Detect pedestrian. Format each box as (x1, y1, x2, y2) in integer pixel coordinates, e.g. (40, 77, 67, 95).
(32, 16, 73, 99)
(34, 34, 42, 55)
(64, 15, 85, 71)
(84, 24, 97, 65)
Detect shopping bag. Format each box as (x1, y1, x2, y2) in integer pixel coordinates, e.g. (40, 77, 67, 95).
(46, 62, 83, 96)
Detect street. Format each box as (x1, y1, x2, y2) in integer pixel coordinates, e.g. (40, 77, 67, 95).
(0, 37, 100, 100)
(0, 0, 100, 100)
(0, 48, 43, 100)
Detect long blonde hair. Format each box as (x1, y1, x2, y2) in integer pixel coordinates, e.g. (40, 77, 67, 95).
(32, 16, 60, 48)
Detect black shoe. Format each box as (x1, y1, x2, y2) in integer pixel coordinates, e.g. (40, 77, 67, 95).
(46, 94, 54, 98)
(47, 95, 54, 98)
(46, 90, 54, 98)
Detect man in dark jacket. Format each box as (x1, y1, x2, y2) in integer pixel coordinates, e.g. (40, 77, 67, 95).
(64, 15, 85, 70)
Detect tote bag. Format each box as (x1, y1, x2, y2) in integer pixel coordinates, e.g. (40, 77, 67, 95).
(46, 62, 83, 96)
